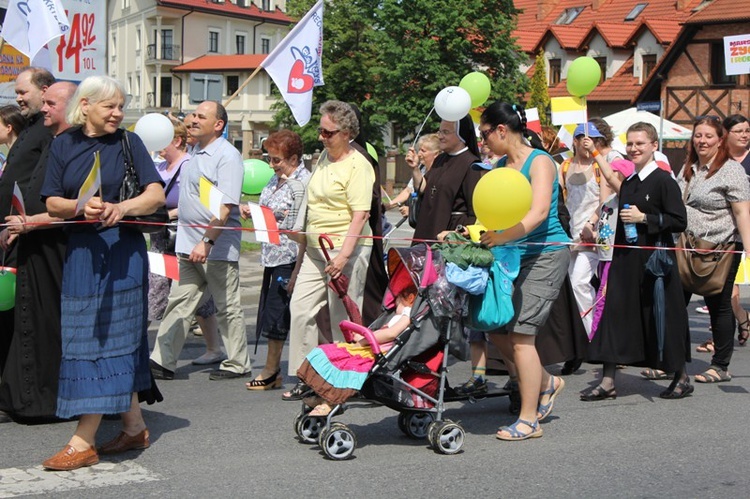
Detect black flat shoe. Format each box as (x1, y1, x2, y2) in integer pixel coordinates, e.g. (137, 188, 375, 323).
(580, 385, 617, 401)
(561, 359, 583, 375)
(149, 360, 174, 380)
(659, 379, 694, 399)
(209, 369, 251, 380)
(282, 380, 312, 401)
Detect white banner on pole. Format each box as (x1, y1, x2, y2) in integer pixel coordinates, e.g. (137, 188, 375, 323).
(724, 34, 750, 76)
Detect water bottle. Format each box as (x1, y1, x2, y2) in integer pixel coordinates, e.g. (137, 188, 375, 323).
(623, 204, 638, 243)
(277, 276, 290, 290)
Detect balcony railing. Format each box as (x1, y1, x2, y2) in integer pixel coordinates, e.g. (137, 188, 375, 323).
(146, 44, 181, 62)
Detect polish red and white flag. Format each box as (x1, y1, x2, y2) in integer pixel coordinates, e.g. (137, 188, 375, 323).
(11, 182, 26, 218)
(247, 202, 281, 245)
(147, 252, 179, 281)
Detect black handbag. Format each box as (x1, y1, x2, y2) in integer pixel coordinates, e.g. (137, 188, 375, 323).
(119, 130, 169, 234)
(407, 177, 424, 229)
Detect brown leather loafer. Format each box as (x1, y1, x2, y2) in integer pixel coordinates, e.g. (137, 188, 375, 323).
(43, 445, 99, 471)
(98, 429, 150, 455)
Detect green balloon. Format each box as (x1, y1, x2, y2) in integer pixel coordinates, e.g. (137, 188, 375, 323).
(566, 57, 602, 97)
(365, 142, 378, 162)
(459, 72, 492, 108)
(0, 269, 16, 312)
(242, 159, 275, 195)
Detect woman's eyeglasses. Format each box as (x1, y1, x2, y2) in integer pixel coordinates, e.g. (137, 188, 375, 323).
(729, 129, 750, 135)
(269, 156, 285, 164)
(479, 125, 498, 142)
(318, 127, 340, 139)
(436, 129, 454, 137)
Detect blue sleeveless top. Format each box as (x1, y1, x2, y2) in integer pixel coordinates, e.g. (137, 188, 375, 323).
(497, 149, 570, 258)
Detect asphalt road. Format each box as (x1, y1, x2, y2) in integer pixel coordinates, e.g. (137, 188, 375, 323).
(1, 212, 749, 498)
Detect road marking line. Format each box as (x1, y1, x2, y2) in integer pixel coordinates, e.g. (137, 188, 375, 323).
(0, 461, 161, 498)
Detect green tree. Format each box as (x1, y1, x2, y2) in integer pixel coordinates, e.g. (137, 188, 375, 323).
(271, 0, 383, 154)
(271, 0, 528, 151)
(528, 51, 551, 126)
(368, 0, 529, 142)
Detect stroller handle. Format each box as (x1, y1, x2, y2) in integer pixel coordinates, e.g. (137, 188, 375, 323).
(340, 320, 383, 355)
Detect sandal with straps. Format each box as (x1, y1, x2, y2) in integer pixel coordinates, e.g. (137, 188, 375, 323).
(496, 418, 543, 441)
(694, 366, 732, 383)
(537, 375, 565, 422)
(281, 380, 312, 401)
(738, 313, 749, 347)
(696, 339, 714, 353)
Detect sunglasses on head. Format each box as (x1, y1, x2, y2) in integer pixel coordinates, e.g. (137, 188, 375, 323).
(318, 127, 341, 139)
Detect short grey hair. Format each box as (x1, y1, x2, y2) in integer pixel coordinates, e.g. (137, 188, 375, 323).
(67, 76, 126, 126)
(319, 100, 359, 139)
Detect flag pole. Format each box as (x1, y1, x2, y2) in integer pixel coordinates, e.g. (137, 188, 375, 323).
(225, 0, 324, 114)
(223, 65, 264, 107)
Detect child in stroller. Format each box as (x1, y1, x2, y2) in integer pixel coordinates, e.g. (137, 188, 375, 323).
(296, 285, 418, 417)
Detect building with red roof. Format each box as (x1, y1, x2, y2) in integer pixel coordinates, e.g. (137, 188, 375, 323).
(109, 0, 293, 153)
(636, 0, 750, 126)
(514, 0, 706, 117)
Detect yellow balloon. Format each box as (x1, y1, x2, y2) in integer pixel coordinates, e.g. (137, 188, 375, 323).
(466, 224, 488, 242)
(473, 168, 532, 230)
(469, 108, 482, 125)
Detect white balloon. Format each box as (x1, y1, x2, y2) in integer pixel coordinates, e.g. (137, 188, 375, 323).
(434, 86, 472, 122)
(133, 113, 174, 152)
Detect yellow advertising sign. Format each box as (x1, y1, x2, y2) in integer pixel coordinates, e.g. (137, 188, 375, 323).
(0, 45, 30, 83)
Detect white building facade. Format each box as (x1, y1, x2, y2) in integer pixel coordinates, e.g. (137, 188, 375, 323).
(108, 0, 292, 155)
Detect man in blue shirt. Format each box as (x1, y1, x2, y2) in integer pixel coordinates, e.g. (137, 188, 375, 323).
(150, 100, 252, 380)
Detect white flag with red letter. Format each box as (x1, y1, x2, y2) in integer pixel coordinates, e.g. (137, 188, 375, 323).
(260, 0, 324, 126)
(0, 0, 70, 61)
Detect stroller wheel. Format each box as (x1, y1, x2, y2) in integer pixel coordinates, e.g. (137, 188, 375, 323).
(430, 420, 465, 455)
(397, 412, 409, 435)
(403, 412, 435, 439)
(295, 414, 325, 444)
(320, 423, 357, 460)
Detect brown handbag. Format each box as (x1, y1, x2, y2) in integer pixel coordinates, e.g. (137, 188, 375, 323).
(675, 231, 735, 297)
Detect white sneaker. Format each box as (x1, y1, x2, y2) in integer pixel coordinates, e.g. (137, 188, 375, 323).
(191, 351, 226, 365)
(695, 305, 709, 314)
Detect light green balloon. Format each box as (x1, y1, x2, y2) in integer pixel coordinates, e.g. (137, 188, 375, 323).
(0, 269, 16, 311)
(365, 142, 378, 162)
(242, 159, 275, 195)
(566, 57, 602, 97)
(459, 72, 492, 108)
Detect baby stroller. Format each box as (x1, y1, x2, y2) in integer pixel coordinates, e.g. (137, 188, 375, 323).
(293, 243, 509, 459)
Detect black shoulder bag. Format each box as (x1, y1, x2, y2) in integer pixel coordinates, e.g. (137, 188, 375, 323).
(407, 177, 424, 229)
(119, 130, 169, 234)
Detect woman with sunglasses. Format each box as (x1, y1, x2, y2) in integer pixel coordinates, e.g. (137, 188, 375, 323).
(477, 102, 570, 440)
(283, 101, 375, 400)
(241, 130, 310, 391)
(676, 116, 750, 384)
(412, 116, 482, 242)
